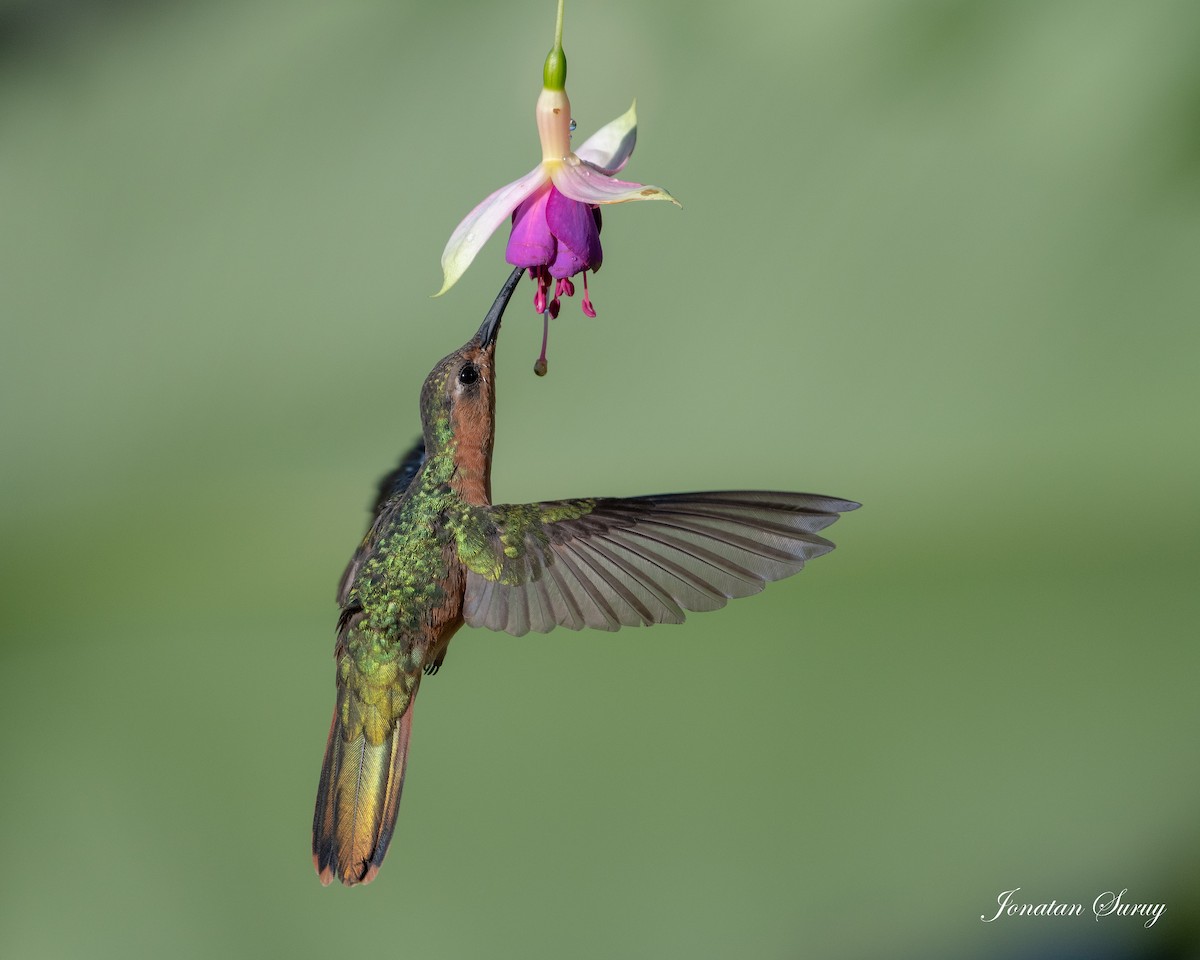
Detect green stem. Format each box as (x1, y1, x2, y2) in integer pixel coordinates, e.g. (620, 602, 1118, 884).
(542, 0, 568, 90)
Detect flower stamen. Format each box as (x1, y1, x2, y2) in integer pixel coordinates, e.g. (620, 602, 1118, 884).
(532, 267, 549, 314)
(534, 308, 551, 377)
(581, 271, 597, 318)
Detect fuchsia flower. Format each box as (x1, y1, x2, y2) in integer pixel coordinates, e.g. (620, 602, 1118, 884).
(437, 0, 678, 370)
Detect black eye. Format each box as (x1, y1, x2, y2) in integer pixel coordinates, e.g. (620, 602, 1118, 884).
(457, 362, 480, 386)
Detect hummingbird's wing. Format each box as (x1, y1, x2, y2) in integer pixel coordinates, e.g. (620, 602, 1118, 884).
(337, 437, 426, 607)
(459, 491, 859, 636)
(369, 437, 427, 518)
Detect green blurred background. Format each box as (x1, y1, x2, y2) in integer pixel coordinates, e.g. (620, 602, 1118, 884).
(3, 1, 1198, 957)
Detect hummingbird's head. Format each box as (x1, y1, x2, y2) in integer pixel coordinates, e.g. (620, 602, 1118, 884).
(419, 268, 524, 472)
(421, 330, 498, 432)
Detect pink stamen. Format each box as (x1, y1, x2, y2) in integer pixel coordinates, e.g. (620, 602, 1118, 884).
(580, 271, 597, 318)
(534, 308, 550, 377)
(533, 269, 548, 314)
(548, 296, 561, 319)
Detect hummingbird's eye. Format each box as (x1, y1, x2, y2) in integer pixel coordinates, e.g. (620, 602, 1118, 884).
(457, 362, 480, 386)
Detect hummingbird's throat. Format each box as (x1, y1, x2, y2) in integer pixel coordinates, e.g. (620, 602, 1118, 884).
(445, 405, 494, 505)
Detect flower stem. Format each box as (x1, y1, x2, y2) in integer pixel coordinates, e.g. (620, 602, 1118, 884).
(543, 0, 567, 90)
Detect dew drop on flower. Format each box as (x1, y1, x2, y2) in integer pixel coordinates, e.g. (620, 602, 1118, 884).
(569, 118, 577, 135)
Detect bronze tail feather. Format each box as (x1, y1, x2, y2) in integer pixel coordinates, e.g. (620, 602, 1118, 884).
(312, 692, 416, 886)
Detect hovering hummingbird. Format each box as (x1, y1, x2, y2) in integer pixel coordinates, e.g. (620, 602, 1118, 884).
(313, 268, 860, 886)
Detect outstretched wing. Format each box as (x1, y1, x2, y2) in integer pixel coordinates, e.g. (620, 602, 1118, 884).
(337, 437, 426, 607)
(459, 491, 859, 636)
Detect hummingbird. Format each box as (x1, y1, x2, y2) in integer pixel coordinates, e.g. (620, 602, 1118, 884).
(312, 268, 860, 886)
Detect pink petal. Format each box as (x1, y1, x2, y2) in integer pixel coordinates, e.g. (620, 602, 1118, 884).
(437, 165, 549, 297)
(505, 182, 555, 269)
(574, 101, 638, 174)
(545, 188, 602, 278)
(550, 158, 680, 207)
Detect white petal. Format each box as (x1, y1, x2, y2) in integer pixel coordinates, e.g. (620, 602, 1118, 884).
(575, 100, 638, 174)
(436, 165, 549, 297)
(551, 157, 680, 207)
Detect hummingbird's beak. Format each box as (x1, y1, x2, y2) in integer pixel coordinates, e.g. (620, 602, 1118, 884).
(476, 266, 525, 350)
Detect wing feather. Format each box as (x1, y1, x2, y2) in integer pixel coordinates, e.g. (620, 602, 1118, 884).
(552, 544, 623, 631)
(572, 539, 659, 627)
(589, 536, 687, 624)
(461, 491, 859, 636)
(543, 559, 587, 630)
(506, 574, 531, 637)
(603, 530, 730, 609)
(528, 567, 557, 634)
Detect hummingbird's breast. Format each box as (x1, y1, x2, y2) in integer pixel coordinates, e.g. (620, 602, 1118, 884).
(351, 492, 467, 671)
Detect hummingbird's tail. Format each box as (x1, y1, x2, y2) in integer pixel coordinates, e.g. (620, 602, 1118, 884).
(312, 691, 416, 886)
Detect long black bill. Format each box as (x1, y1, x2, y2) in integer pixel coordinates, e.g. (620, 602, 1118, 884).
(476, 266, 526, 348)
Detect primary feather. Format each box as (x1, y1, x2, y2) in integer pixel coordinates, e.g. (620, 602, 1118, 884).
(459, 491, 860, 635)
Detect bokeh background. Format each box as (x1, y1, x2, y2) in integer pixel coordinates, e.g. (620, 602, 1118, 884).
(3, 1, 1198, 957)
